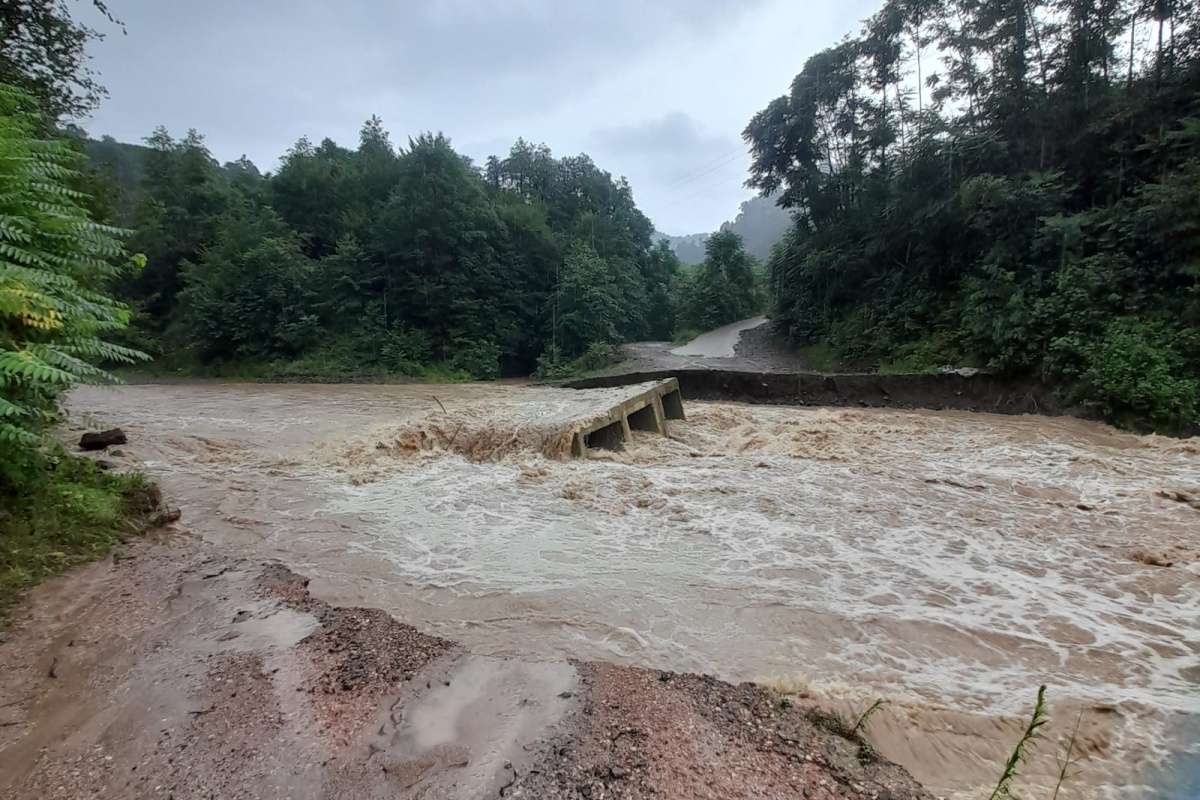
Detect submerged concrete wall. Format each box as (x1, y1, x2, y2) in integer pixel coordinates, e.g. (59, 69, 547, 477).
(562, 369, 1067, 417)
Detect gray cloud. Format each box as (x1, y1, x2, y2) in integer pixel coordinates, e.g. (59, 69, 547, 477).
(592, 112, 728, 159)
(79, 0, 872, 232)
(586, 112, 747, 233)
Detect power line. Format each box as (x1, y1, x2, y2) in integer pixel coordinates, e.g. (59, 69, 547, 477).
(656, 159, 750, 211)
(659, 146, 747, 190)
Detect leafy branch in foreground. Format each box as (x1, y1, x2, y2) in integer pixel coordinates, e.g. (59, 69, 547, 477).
(0, 83, 146, 475)
(989, 685, 1049, 800)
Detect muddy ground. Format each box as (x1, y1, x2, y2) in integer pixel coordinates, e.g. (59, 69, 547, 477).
(0, 531, 930, 800)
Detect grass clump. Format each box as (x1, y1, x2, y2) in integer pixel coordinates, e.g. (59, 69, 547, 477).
(534, 342, 623, 380)
(851, 698, 886, 737)
(989, 685, 1049, 800)
(671, 327, 701, 346)
(803, 697, 887, 743)
(798, 342, 838, 372)
(0, 451, 158, 624)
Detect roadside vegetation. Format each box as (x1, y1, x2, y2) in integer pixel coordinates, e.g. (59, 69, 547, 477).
(0, 455, 157, 622)
(0, 74, 152, 621)
(745, 0, 1200, 433)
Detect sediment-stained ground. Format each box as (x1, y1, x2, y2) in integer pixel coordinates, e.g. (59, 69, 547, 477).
(0, 537, 930, 800)
(1, 381, 1196, 798)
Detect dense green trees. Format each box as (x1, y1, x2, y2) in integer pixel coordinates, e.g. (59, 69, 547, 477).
(377, 133, 506, 364)
(554, 241, 623, 357)
(97, 119, 683, 378)
(1, 6, 166, 613)
(125, 129, 235, 327)
(677, 231, 763, 331)
(747, 0, 1199, 431)
(175, 204, 318, 362)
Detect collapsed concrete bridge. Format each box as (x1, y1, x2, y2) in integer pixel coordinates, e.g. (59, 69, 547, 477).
(569, 378, 684, 457)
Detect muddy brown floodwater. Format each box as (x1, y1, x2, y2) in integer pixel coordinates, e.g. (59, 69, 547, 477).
(60, 382, 1200, 799)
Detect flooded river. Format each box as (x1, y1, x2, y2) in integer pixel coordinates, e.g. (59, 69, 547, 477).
(67, 382, 1199, 799)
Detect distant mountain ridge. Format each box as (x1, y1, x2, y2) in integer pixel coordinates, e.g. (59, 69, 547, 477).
(653, 231, 707, 265)
(655, 194, 791, 265)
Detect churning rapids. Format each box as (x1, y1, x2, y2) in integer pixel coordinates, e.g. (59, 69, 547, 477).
(67, 382, 1199, 799)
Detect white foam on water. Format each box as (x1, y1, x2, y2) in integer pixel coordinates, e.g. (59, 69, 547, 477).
(324, 403, 1199, 797)
(67, 385, 1200, 798)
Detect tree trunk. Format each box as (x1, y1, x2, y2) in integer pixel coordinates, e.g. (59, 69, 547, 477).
(1083, 4, 1091, 111)
(1014, 0, 1029, 166)
(1156, 15, 1164, 90)
(915, 12, 923, 116)
(1128, 16, 1135, 90)
(1015, 0, 1028, 89)
(1025, 0, 1048, 90)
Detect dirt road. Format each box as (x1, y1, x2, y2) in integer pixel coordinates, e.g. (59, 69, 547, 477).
(0, 534, 929, 800)
(614, 318, 813, 373)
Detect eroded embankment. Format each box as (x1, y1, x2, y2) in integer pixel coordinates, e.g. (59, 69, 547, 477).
(562, 368, 1066, 417)
(0, 537, 931, 800)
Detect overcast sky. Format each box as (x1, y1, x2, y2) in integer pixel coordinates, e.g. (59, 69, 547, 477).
(79, 0, 876, 234)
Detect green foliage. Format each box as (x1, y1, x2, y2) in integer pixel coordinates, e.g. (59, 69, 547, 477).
(99, 122, 676, 379)
(660, 195, 792, 266)
(850, 698, 886, 737)
(989, 685, 1049, 800)
(1077, 318, 1198, 432)
(379, 326, 432, 374)
(878, 332, 964, 374)
(723, 194, 792, 262)
(125, 127, 236, 325)
(803, 697, 887, 745)
(534, 341, 621, 380)
(798, 342, 837, 372)
(671, 327, 702, 346)
(0, 1, 122, 121)
(175, 205, 319, 361)
(642, 240, 681, 341)
(678, 231, 762, 330)
(746, 0, 1200, 432)
(0, 451, 154, 622)
(375, 133, 506, 354)
(0, 84, 145, 489)
(555, 240, 622, 358)
(447, 338, 500, 380)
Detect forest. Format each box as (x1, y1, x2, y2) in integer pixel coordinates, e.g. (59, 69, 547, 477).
(745, 0, 1200, 431)
(91, 133, 653, 379)
(77, 126, 765, 380)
